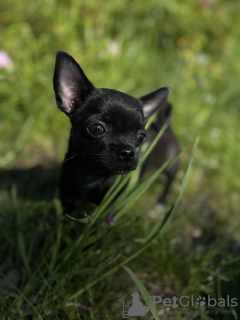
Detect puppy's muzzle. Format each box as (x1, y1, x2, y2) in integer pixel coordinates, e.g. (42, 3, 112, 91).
(116, 145, 135, 163)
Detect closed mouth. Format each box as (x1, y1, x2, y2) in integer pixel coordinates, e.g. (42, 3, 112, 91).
(109, 164, 138, 175)
(110, 169, 133, 175)
(103, 160, 138, 175)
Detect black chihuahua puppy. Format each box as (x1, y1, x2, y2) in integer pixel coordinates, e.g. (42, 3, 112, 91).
(53, 51, 178, 211)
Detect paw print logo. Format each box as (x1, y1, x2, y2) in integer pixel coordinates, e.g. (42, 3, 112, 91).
(195, 296, 206, 307)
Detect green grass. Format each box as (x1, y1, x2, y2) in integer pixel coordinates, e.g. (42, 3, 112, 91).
(1, 0, 240, 319)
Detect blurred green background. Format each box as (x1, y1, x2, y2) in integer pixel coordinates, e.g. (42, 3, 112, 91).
(1, 0, 240, 230)
(1, 0, 240, 318)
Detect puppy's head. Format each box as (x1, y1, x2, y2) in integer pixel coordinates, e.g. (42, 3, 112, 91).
(53, 51, 171, 175)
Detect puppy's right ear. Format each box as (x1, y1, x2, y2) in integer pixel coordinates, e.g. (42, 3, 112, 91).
(139, 86, 171, 119)
(53, 51, 95, 116)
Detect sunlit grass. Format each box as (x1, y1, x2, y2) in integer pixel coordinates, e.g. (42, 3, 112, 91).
(1, 0, 240, 318)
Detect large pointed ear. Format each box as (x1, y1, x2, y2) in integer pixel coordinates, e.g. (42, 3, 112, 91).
(139, 86, 171, 119)
(53, 51, 95, 116)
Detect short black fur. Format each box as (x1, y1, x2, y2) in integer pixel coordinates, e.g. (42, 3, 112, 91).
(53, 51, 179, 211)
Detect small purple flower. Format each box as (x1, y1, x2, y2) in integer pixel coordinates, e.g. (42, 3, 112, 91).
(0, 50, 14, 69)
(107, 215, 116, 226)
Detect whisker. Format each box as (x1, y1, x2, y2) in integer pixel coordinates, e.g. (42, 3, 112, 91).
(63, 155, 77, 163)
(63, 152, 105, 164)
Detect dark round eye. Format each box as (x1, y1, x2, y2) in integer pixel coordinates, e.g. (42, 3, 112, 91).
(136, 131, 146, 146)
(88, 124, 105, 136)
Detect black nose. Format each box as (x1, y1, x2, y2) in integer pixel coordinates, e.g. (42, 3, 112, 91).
(116, 146, 135, 162)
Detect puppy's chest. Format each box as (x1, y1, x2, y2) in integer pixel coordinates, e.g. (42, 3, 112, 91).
(81, 174, 117, 205)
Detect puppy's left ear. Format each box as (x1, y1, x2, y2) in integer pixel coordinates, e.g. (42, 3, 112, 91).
(139, 86, 171, 119)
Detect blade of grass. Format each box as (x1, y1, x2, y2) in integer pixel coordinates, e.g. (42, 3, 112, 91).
(103, 126, 187, 219)
(68, 138, 198, 301)
(123, 266, 160, 320)
(12, 188, 31, 274)
(139, 123, 168, 165)
(50, 199, 63, 270)
(102, 147, 183, 219)
(116, 144, 187, 219)
(98, 122, 167, 216)
(101, 175, 122, 203)
(97, 173, 132, 215)
(132, 136, 199, 248)
(60, 172, 136, 262)
(0, 271, 43, 320)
